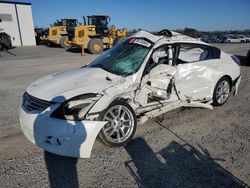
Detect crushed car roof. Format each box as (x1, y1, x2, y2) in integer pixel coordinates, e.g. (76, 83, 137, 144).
(131, 29, 208, 45)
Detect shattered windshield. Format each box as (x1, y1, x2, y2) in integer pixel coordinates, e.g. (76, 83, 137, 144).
(88, 38, 152, 76)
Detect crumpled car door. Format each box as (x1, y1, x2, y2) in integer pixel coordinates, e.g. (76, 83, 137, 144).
(175, 59, 222, 101)
(136, 64, 178, 107)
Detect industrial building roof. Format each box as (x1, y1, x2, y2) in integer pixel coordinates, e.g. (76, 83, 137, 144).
(0, 1, 31, 5)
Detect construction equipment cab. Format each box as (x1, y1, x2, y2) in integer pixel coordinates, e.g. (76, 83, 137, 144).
(44, 18, 78, 48)
(87, 15, 110, 36)
(68, 15, 127, 54)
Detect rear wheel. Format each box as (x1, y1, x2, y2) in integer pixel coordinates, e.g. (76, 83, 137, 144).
(98, 100, 137, 147)
(0, 42, 4, 51)
(60, 36, 71, 49)
(213, 77, 231, 106)
(247, 50, 250, 65)
(88, 38, 103, 54)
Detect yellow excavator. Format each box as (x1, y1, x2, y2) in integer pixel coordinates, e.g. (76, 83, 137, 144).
(42, 19, 78, 48)
(67, 15, 127, 54)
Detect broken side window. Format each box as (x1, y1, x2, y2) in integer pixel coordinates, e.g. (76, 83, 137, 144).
(209, 46, 221, 59)
(144, 45, 171, 75)
(177, 44, 209, 64)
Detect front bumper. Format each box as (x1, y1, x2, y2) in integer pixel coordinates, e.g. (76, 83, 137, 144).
(19, 104, 106, 158)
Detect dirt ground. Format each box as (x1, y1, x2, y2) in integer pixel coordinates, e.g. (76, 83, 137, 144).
(0, 43, 249, 187)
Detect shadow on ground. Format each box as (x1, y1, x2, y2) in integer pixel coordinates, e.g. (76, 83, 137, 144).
(32, 96, 85, 188)
(44, 151, 79, 188)
(0, 48, 17, 57)
(124, 122, 248, 188)
(66, 47, 109, 54)
(66, 47, 82, 53)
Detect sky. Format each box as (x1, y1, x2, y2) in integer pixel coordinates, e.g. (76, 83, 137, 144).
(7, 0, 250, 31)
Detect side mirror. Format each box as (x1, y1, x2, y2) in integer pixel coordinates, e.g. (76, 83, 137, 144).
(0, 18, 2, 23)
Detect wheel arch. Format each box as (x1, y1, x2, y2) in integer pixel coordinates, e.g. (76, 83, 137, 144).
(210, 74, 233, 101)
(212, 75, 232, 106)
(88, 95, 136, 117)
(106, 97, 135, 113)
(223, 75, 232, 89)
(97, 97, 137, 147)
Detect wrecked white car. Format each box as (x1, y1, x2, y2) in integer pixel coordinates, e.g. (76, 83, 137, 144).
(19, 30, 241, 158)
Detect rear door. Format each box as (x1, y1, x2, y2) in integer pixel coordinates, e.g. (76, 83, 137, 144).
(174, 43, 222, 101)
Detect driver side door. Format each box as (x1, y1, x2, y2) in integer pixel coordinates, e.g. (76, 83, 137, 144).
(136, 45, 179, 107)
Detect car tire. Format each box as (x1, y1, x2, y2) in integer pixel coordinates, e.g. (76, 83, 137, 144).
(46, 42, 52, 47)
(247, 50, 250, 65)
(213, 77, 231, 106)
(98, 100, 137, 147)
(60, 36, 71, 49)
(87, 38, 103, 54)
(0, 42, 4, 51)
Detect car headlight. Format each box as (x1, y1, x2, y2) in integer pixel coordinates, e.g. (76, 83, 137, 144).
(51, 93, 102, 121)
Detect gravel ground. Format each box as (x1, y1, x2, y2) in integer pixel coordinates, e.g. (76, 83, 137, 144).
(0, 43, 249, 188)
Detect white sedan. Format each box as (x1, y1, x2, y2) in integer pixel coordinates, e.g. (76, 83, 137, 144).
(19, 30, 241, 158)
(225, 36, 246, 43)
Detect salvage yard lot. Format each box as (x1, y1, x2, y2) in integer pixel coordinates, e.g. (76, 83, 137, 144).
(0, 43, 249, 187)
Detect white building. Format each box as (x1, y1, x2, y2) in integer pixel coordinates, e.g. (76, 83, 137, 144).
(0, 0, 36, 46)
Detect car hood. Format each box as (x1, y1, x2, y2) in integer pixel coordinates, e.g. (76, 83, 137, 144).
(26, 68, 121, 102)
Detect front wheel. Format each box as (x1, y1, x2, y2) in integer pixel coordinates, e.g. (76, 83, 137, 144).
(0, 42, 4, 51)
(98, 100, 137, 147)
(213, 77, 231, 106)
(88, 38, 103, 54)
(60, 36, 71, 49)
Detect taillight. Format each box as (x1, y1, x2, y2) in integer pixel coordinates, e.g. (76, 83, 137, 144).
(231, 55, 240, 65)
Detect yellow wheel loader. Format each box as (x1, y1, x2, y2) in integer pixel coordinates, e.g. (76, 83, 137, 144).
(67, 15, 127, 54)
(43, 19, 78, 49)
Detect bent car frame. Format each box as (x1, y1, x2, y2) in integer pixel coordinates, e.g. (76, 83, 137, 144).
(19, 29, 241, 158)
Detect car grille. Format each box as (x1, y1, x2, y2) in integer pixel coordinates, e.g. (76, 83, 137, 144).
(22, 92, 51, 111)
